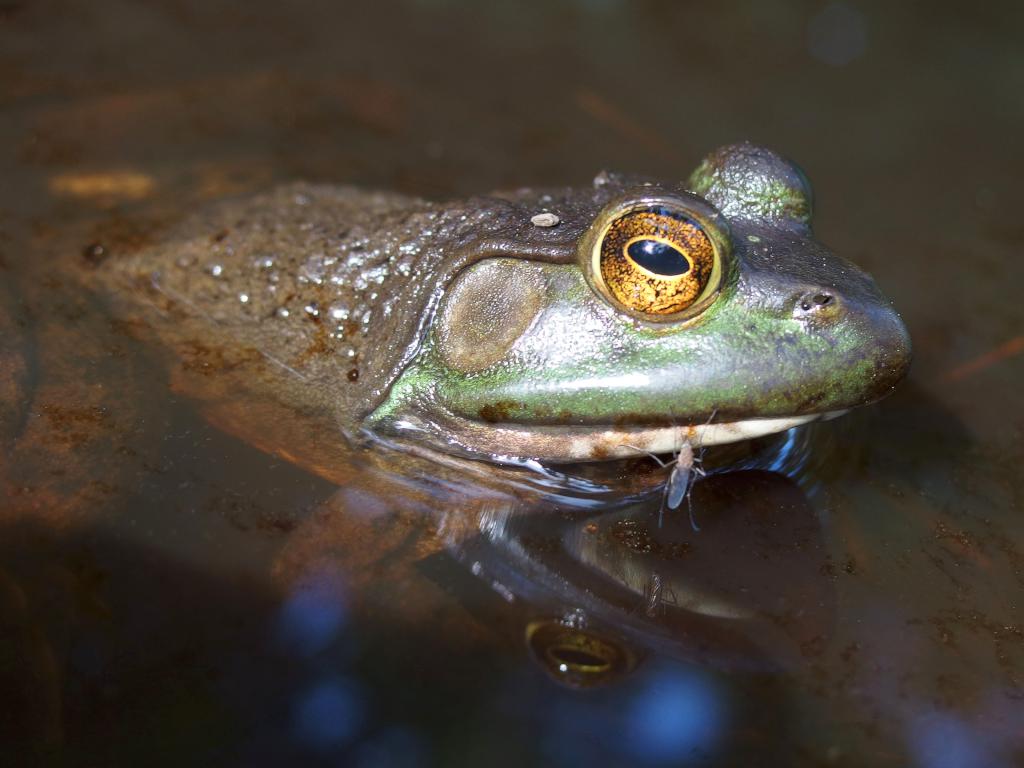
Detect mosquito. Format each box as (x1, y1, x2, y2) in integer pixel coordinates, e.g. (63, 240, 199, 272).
(624, 411, 715, 531)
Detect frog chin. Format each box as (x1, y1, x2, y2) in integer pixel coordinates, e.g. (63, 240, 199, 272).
(377, 409, 847, 463)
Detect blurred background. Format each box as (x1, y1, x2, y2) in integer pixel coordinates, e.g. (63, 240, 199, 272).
(1, 1, 1022, 766)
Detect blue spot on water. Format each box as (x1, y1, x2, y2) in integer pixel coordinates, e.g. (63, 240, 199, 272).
(277, 565, 348, 656)
(909, 711, 1009, 768)
(623, 669, 724, 763)
(292, 677, 364, 752)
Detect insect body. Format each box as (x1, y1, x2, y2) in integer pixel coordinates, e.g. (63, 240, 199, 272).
(659, 440, 707, 531)
(627, 435, 707, 531)
(666, 441, 696, 512)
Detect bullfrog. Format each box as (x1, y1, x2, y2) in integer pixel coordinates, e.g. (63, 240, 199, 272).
(97, 143, 910, 469)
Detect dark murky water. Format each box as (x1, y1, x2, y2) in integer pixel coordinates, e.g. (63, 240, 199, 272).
(2, 2, 1023, 766)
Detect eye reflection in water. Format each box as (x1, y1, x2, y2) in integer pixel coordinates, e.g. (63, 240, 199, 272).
(526, 619, 639, 688)
(524, 619, 725, 762)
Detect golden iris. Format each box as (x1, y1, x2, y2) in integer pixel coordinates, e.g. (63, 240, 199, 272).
(599, 208, 716, 316)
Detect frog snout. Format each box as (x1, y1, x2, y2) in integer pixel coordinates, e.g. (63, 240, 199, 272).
(866, 300, 913, 391)
(789, 282, 912, 398)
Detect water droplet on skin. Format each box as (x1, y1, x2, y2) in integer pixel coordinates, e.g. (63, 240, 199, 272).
(276, 307, 290, 318)
(301, 253, 336, 285)
(239, 293, 249, 303)
(354, 266, 389, 291)
(328, 302, 349, 321)
(208, 264, 224, 277)
(304, 302, 320, 318)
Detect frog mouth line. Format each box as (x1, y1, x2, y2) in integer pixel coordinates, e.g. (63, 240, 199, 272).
(385, 410, 847, 463)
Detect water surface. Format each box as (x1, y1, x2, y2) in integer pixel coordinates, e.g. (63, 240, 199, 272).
(1, 2, 1022, 766)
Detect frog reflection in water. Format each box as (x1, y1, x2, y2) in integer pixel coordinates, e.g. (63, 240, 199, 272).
(507, 469, 834, 686)
(100, 143, 910, 478)
(274, 463, 833, 689)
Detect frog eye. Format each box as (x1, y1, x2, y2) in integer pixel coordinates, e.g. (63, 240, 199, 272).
(584, 201, 726, 321)
(525, 620, 638, 688)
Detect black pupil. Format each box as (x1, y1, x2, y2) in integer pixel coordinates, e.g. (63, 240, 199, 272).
(626, 239, 690, 276)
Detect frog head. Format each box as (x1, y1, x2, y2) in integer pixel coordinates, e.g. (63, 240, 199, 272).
(367, 143, 911, 463)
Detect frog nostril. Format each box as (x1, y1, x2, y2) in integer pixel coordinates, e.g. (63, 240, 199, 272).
(795, 290, 840, 317)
